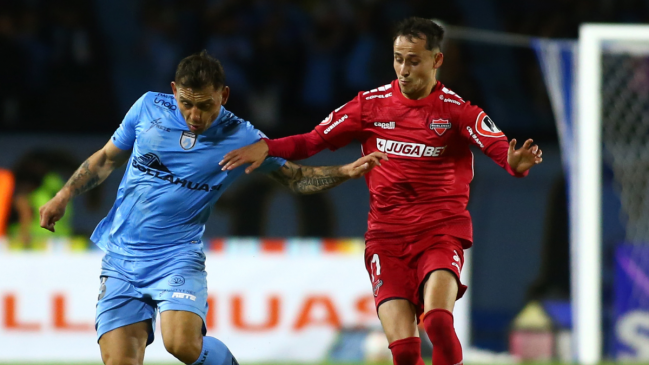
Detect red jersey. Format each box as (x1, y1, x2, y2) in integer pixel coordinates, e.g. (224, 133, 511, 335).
(312, 80, 523, 246)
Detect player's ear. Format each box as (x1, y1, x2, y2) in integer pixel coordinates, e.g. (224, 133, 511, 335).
(433, 52, 444, 69)
(171, 81, 177, 97)
(220, 85, 230, 106)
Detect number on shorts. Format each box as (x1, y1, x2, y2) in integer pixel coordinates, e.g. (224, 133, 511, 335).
(98, 276, 107, 301)
(370, 254, 381, 282)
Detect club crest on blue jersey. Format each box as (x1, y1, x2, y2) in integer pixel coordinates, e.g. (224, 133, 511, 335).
(180, 131, 197, 150)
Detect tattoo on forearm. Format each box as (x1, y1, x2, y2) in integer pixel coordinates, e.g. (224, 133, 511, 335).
(294, 176, 345, 193)
(64, 159, 101, 197)
(271, 163, 348, 194)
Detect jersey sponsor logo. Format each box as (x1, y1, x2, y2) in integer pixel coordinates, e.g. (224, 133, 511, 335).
(374, 121, 395, 130)
(443, 98, 462, 105)
(156, 93, 173, 99)
(180, 131, 197, 150)
(171, 292, 197, 301)
(376, 138, 446, 157)
(154, 97, 177, 111)
(430, 119, 452, 136)
(137, 152, 171, 172)
(319, 112, 334, 126)
(168, 275, 185, 286)
(323, 114, 348, 134)
(145, 118, 171, 133)
(132, 152, 223, 193)
(365, 92, 392, 100)
(466, 126, 485, 148)
(475, 112, 504, 138)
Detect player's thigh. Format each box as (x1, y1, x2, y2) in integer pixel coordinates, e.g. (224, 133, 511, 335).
(152, 252, 208, 359)
(377, 299, 419, 343)
(160, 310, 204, 355)
(422, 269, 459, 313)
(417, 238, 466, 313)
(96, 275, 157, 346)
(98, 320, 149, 365)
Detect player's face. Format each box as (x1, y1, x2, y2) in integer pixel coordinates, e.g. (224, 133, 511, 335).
(171, 82, 230, 134)
(393, 35, 443, 100)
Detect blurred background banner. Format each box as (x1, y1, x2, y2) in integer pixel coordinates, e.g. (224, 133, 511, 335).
(0, 244, 375, 362)
(0, 239, 473, 363)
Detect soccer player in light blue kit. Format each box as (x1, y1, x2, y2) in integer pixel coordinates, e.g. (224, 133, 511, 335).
(39, 51, 386, 365)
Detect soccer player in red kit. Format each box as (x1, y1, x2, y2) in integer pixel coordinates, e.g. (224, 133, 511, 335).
(220, 17, 542, 365)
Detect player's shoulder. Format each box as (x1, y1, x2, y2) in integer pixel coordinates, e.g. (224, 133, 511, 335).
(138, 91, 178, 112)
(359, 82, 395, 102)
(217, 108, 264, 139)
(437, 84, 466, 106)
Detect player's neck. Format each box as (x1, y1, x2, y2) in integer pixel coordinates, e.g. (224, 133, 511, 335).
(401, 78, 438, 100)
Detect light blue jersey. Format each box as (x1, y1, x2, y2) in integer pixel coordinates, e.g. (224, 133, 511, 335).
(90, 92, 285, 259)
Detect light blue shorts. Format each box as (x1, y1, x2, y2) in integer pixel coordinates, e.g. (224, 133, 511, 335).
(95, 250, 208, 345)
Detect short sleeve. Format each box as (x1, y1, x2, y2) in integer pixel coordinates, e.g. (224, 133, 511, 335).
(454, 101, 508, 151)
(314, 94, 363, 149)
(250, 128, 287, 173)
(111, 93, 146, 150)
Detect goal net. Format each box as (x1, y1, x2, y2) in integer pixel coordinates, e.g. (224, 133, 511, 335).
(572, 25, 649, 364)
(535, 24, 649, 364)
(602, 38, 649, 362)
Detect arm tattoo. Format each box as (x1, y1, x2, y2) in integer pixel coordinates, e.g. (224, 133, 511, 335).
(270, 162, 348, 195)
(64, 159, 102, 198)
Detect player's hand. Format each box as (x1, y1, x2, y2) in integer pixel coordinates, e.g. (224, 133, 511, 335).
(219, 140, 269, 174)
(39, 193, 70, 232)
(507, 138, 543, 174)
(341, 152, 388, 179)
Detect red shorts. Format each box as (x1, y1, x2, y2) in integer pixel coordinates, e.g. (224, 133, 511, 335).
(364, 234, 468, 319)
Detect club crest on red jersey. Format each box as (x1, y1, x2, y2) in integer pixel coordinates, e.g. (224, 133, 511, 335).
(475, 112, 504, 138)
(430, 119, 452, 136)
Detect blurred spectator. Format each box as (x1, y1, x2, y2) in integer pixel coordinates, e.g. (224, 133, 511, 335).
(8, 150, 101, 250)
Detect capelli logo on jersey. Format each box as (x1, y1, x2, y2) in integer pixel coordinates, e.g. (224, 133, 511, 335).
(376, 138, 446, 158)
(374, 121, 395, 130)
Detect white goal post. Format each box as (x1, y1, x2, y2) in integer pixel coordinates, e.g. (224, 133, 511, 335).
(575, 24, 649, 365)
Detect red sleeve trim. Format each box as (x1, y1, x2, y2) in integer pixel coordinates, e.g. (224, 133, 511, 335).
(264, 130, 330, 161)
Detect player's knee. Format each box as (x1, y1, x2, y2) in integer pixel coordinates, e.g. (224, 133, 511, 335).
(423, 309, 454, 343)
(164, 334, 202, 364)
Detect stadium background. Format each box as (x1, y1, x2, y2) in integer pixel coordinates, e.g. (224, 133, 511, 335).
(0, 0, 646, 363)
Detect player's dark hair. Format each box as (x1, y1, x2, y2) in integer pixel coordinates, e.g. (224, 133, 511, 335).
(175, 50, 226, 90)
(393, 17, 444, 51)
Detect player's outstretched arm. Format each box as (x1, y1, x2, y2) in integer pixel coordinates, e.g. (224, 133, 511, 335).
(507, 138, 543, 174)
(39, 140, 131, 232)
(268, 152, 387, 195)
